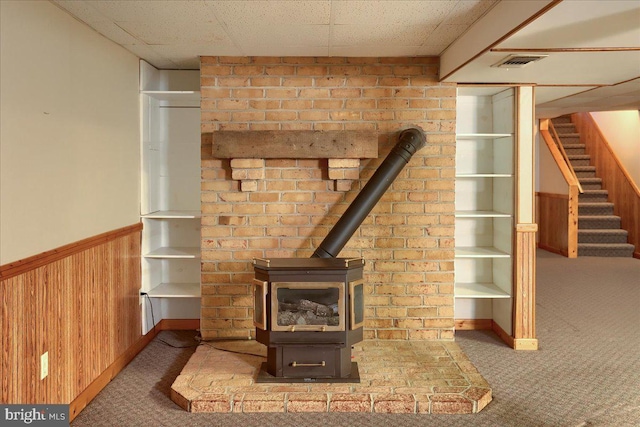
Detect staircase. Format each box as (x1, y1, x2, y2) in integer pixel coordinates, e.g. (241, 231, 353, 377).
(551, 116, 635, 257)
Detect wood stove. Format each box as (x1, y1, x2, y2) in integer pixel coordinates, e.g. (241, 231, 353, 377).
(253, 127, 426, 382)
(253, 257, 364, 382)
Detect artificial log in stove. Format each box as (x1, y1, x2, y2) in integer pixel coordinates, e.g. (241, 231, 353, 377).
(253, 127, 426, 383)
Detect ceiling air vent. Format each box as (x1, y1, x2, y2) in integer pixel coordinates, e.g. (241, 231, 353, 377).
(491, 54, 548, 68)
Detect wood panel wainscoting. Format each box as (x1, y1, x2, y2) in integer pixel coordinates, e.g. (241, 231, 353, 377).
(536, 191, 579, 257)
(572, 112, 640, 258)
(513, 224, 538, 350)
(0, 224, 196, 421)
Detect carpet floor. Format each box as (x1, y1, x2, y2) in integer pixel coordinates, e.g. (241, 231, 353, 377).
(71, 250, 640, 426)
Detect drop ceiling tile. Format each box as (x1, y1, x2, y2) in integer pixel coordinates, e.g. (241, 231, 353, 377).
(88, 0, 219, 22)
(332, 0, 454, 26)
(212, 0, 331, 25)
(242, 45, 330, 57)
(332, 24, 436, 47)
(52, 0, 106, 23)
(414, 45, 450, 56)
(227, 24, 330, 48)
(116, 21, 235, 45)
(443, 0, 498, 25)
(329, 45, 420, 57)
(424, 24, 469, 46)
(86, 20, 140, 45)
(151, 44, 242, 58)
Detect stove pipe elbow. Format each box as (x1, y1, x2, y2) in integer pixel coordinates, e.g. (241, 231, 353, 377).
(312, 126, 426, 258)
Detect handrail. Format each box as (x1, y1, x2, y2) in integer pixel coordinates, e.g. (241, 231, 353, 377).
(539, 119, 580, 258)
(548, 121, 584, 194)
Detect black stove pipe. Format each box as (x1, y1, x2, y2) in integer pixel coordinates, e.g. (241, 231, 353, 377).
(312, 127, 426, 258)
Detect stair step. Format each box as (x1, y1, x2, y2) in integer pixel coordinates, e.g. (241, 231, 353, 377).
(578, 243, 635, 257)
(579, 215, 621, 229)
(551, 116, 572, 124)
(568, 154, 591, 166)
(579, 177, 603, 190)
(553, 123, 576, 130)
(563, 145, 586, 156)
(579, 189, 608, 202)
(562, 143, 586, 149)
(559, 136, 581, 144)
(573, 166, 597, 178)
(579, 202, 614, 215)
(578, 229, 629, 244)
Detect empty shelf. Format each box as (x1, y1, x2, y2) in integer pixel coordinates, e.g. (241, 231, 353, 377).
(142, 210, 201, 219)
(455, 282, 511, 298)
(146, 283, 201, 298)
(144, 247, 200, 259)
(455, 247, 510, 258)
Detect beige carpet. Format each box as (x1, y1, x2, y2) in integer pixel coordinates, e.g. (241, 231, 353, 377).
(71, 250, 640, 426)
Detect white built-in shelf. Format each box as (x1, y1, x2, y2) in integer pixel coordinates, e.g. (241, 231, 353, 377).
(141, 90, 200, 102)
(144, 247, 200, 259)
(455, 282, 511, 298)
(455, 247, 510, 258)
(146, 282, 201, 298)
(457, 133, 513, 140)
(456, 173, 513, 178)
(455, 210, 512, 218)
(142, 210, 201, 219)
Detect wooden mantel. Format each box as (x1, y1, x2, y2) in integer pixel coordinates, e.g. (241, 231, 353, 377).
(206, 130, 378, 159)
(204, 130, 379, 191)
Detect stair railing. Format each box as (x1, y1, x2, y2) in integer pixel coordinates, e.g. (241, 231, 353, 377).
(548, 121, 583, 194)
(539, 119, 580, 258)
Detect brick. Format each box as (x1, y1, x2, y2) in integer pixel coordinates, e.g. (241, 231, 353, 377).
(265, 88, 297, 98)
(281, 99, 312, 109)
(315, 76, 346, 87)
(329, 394, 371, 412)
(297, 65, 328, 76)
(264, 65, 295, 75)
(200, 65, 232, 76)
(335, 180, 353, 191)
(330, 111, 361, 121)
(217, 99, 248, 110)
(265, 111, 297, 121)
(313, 99, 344, 109)
(217, 77, 250, 87)
(236, 180, 256, 192)
(251, 77, 282, 87)
(328, 159, 360, 168)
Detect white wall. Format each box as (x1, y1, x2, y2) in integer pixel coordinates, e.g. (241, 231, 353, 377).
(0, 1, 140, 264)
(590, 111, 640, 186)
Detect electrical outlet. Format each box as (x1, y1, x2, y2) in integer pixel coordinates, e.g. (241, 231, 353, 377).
(139, 289, 144, 305)
(40, 352, 48, 380)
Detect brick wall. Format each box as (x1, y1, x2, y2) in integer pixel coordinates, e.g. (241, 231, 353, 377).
(200, 56, 456, 341)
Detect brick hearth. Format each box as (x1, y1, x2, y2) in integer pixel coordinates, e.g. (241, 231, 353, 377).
(171, 340, 491, 414)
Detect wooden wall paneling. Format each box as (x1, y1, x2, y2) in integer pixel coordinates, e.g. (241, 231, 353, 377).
(572, 113, 640, 258)
(513, 226, 538, 350)
(536, 192, 569, 256)
(0, 225, 142, 406)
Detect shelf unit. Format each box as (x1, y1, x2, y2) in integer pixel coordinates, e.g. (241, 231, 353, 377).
(140, 61, 201, 334)
(455, 87, 516, 336)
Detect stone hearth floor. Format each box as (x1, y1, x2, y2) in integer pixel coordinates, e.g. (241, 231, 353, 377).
(170, 340, 492, 414)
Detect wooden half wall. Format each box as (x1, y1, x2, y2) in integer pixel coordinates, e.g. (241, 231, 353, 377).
(0, 224, 142, 412)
